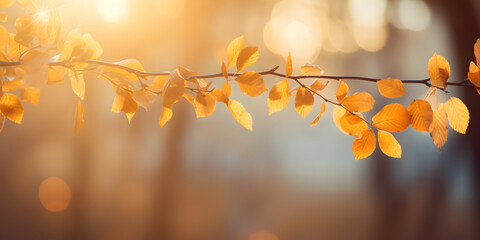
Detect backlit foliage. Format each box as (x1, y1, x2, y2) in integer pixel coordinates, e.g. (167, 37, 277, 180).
(0, 1, 478, 160)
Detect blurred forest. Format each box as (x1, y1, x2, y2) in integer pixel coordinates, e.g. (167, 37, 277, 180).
(0, 0, 480, 239)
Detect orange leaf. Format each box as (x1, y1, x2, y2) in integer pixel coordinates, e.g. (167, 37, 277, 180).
(227, 36, 245, 68)
(132, 89, 157, 110)
(222, 81, 232, 98)
(234, 71, 267, 97)
(310, 80, 328, 92)
(20, 88, 40, 106)
(336, 80, 348, 102)
(286, 53, 292, 78)
(377, 78, 405, 98)
(429, 103, 448, 150)
(341, 92, 375, 112)
(475, 38, 480, 66)
(372, 103, 410, 132)
(74, 100, 84, 133)
(408, 99, 433, 132)
(227, 99, 252, 131)
(352, 129, 376, 160)
(194, 92, 216, 118)
(300, 63, 324, 76)
(311, 101, 326, 126)
(163, 70, 186, 107)
(445, 97, 469, 134)
(468, 62, 480, 90)
(149, 75, 169, 93)
(159, 107, 173, 128)
(0, 93, 23, 124)
(333, 106, 368, 137)
(428, 53, 450, 88)
(236, 46, 259, 72)
(221, 61, 228, 80)
(378, 130, 402, 158)
(294, 87, 314, 118)
(69, 70, 85, 100)
(268, 79, 290, 115)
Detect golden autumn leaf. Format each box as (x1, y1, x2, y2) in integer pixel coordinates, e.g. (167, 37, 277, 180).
(159, 106, 173, 128)
(149, 75, 169, 93)
(183, 93, 195, 106)
(102, 59, 146, 83)
(111, 87, 138, 118)
(341, 92, 375, 113)
(69, 70, 85, 100)
(0, 93, 23, 124)
(468, 62, 480, 93)
(428, 53, 450, 88)
(311, 102, 326, 126)
(227, 36, 245, 68)
(408, 99, 433, 132)
(424, 87, 438, 109)
(234, 71, 267, 97)
(20, 88, 40, 106)
(194, 92, 216, 118)
(222, 81, 232, 98)
(227, 99, 252, 131)
(372, 103, 410, 132)
(310, 80, 328, 92)
(378, 130, 402, 158)
(212, 89, 228, 104)
(377, 78, 405, 98)
(294, 87, 314, 118)
(336, 80, 348, 102)
(163, 70, 186, 107)
(268, 79, 290, 115)
(333, 106, 368, 137)
(74, 100, 84, 133)
(221, 61, 228, 80)
(300, 63, 324, 76)
(2, 79, 23, 91)
(132, 89, 157, 110)
(445, 97, 469, 134)
(352, 129, 376, 160)
(429, 103, 448, 150)
(236, 46, 259, 72)
(286, 53, 292, 78)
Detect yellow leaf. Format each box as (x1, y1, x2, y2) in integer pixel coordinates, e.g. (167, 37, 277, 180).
(183, 93, 195, 106)
(310, 80, 328, 92)
(352, 129, 376, 160)
(227, 99, 252, 131)
(311, 102, 326, 126)
(2, 79, 23, 91)
(69, 70, 85, 100)
(194, 92, 216, 118)
(234, 71, 267, 97)
(372, 103, 410, 132)
(295, 87, 314, 118)
(407, 99, 433, 132)
(445, 97, 469, 134)
(132, 89, 157, 110)
(212, 89, 228, 104)
(222, 81, 232, 98)
(377, 78, 405, 98)
(336, 80, 348, 102)
(163, 69, 186, 107)
(149, 75, 169, 93)
(424, 87, 438, 109)
(286, 53, 292, 78)
(0, 0, 15, 9)
(429, 103, 448, 150)
(110, 87, 138, 116)
(48, 66, 67, 84)
(159, 107, 173, 128)
(227, 36, 245, 68)
(428, 53, 450, 88)
(300, 63, 324, 76)
(333, 106, 368, 137)
(74, 100, 84, 133)
(102, 59, 145, 83)
(177, 66, 197, 78)
(268, 79, 290, 115)
(236, 46, 259, 72)
(20, 88, 40, 106)
(0, 93, 23, 124)
(378, 130, 402, 158)
(221, 61, 228, 80)
(468, 62, 480, 89)
(341, 92, 375, 112)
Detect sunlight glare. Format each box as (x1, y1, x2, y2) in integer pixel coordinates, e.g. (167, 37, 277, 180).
(97, 0, 127, 22)
(349, 0, 387, 27)
(397, 0, 431, 31)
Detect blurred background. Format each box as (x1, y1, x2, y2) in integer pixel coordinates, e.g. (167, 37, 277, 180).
(0, 0, 479, 239)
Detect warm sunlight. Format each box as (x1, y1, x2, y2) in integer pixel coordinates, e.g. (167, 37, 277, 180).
(97, 0, 127, 22)
(38, 177, 72, 212)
